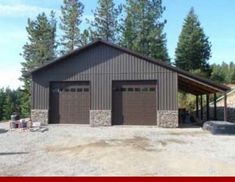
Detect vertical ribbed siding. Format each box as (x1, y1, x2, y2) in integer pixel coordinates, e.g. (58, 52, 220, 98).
(31, 81, 35, 109)
(32, 43, 178, 111)
(32, 81, 48, 109)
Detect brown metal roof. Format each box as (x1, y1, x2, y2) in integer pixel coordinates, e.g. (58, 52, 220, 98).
(27, 39, 230, 93)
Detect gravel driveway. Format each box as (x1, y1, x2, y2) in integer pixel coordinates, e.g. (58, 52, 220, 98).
(0, 122, 235, 176)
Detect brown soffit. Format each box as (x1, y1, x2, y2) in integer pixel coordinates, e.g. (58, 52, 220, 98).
(26, 39, 230, 92)
(178, 74, 222, 94)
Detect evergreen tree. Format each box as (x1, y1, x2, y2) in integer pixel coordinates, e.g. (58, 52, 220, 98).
(49, 11, 57, 58)
(122, 0, 169, 62)
(121, 1, 136, 49)
(20, 12, 57, 118)
(89, 0, 122, 42)
(0, 88, 5, 120)
(13, 88, 22, 115)
(80, 29, 91, 46)
(0, 88, 24, 120)
(231, 69, 235, 84)
(21, 12, 57, 74)
(60, 0, 84, 54)
(18, 89, 30, 118)
(210, 61, 235, 83)
(2, 88, 14, 120)
(210, 65, 226, 83)
(175, 8, 211, 76)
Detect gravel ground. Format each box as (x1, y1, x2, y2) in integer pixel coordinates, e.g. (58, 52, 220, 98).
(0, 122, 235, 176)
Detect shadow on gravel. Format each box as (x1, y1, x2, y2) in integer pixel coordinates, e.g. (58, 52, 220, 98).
(0, 129, 8, 134)
(30, 127, 49, 133)
(0, 152, 29, 156)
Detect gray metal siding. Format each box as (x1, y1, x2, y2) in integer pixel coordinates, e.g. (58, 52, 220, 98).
(32, 43, 178, 111)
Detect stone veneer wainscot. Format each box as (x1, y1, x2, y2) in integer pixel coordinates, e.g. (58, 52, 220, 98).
(90, 110, 111, 127)
(31, 109, 48, 126)
(157, 110, 179, 128)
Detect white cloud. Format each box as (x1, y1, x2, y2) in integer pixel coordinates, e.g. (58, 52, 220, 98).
(0, 4, 59, 17)
(0, 69, 23, 89)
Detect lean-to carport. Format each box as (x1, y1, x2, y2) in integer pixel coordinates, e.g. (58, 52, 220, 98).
(178, 73, 230, 122)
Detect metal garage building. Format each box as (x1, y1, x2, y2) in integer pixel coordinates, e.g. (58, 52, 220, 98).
(28, 40, 230, 127)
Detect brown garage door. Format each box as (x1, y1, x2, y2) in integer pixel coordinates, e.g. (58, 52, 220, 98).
(112, 81, 157, 125)
(49, 82, 90, 124)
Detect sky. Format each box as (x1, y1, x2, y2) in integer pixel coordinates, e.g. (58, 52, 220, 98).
(0, 0, 235, 89)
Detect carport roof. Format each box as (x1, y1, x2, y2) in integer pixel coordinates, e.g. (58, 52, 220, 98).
(178, 74, 226, 95)
(27, 39, 230, 94)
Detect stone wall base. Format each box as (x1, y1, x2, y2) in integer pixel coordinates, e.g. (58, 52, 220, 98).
(31, 109, 48, 126)
(157, 110, 179, 128)
(30, 109, 180, 128)
(90, 110, 111, 127)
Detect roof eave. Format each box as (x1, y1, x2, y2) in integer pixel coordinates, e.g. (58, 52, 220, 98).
(27, 39, 230, 92)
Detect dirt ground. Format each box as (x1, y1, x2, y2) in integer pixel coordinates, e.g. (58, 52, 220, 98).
(0, 122, 235, 176)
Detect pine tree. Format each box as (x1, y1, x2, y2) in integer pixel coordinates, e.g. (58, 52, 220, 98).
(20, 12, 57, 118)
(18, 89, 30, 118)
(121, 1, 136, 49)
(122, 0, 169, 62)
(21, 12, 57, 74)
(80, 29, 91, 46)
(210, 65, 226, 83)
(48, 11, 57, 58)
(0, 88, 5, 120)
(89, 0, 122, 42)
(210, 61, 235, 83)
(0, 88, 23, 120)
(60, 0, 84, 54)
(231, 69, 235, 84)
(175, 7, 211, 76)
(2, 88, 14, 120)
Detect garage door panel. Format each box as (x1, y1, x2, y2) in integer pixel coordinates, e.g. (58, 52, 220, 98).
(49, 82, 90, 124)
(112, 81, 157, 125)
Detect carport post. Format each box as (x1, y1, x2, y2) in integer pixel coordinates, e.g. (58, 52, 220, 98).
(196, 95, 199, 118)
(206, 94, 210, 121)
(214, 93, 217, 120)
(224, 92, 228, 121)
(200, 95, 203, 121)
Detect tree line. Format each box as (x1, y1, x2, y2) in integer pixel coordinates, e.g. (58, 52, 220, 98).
(0, 88, 29, 120)
(0, 0, 232, 120)
(211, 62, 235, 84)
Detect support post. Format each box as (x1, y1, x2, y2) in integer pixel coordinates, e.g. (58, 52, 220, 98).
(214, 93, 217, 120)
(224, 92, 228, 121)
(196, 95, 199, 118)
(206, 94, 210, 121)
(200, 95, 203, 121)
